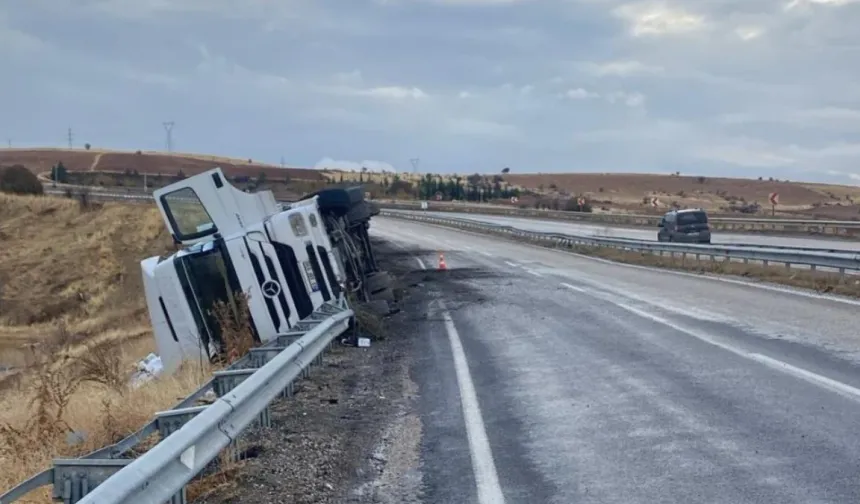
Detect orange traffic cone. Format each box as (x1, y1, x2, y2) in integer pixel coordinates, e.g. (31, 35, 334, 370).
(438, 252, 447, 271)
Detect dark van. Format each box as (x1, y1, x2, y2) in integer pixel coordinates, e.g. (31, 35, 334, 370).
(657, 209, 711, 244)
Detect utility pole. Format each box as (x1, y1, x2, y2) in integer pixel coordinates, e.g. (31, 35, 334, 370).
(6, 139, 10, 148)
(280, 156, 285, 168)
(67, 127, 73, 148)
(163, 121, 175, 152)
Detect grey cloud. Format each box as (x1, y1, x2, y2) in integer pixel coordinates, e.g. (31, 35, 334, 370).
(1, 0, 859, 182)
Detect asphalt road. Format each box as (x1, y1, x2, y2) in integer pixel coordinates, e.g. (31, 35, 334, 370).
(369, 215, 860, 504)
(408, 210, 860, 252)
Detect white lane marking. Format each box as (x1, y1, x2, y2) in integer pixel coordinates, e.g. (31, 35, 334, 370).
(415, 257, 427, 270)
(747, 353, 860, 402)
(439, 300, 507, 504)
(525, 269, 543, 277)
(560, 282, 586, 293)
(479, 251, 494, 257)
(504, 261, 519, 268)
(560, 284, 860, 403)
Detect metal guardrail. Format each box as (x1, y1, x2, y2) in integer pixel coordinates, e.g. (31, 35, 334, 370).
(381, 211, 860, 274)
(36, 187, 860, 240)
(0, 299, 353, 504)
(40, 189, 860, 238)
(378, 201, 860, 238)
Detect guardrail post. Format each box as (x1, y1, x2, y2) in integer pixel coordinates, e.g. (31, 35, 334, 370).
(52, 459, 129, 504)
(51, 459, 191, 504)
(155, 406, 208, 438)
(213, 369, 271, 427)
(213, 369, 272, 462)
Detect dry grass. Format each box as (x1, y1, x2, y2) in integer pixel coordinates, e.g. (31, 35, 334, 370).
(567, 245, 860, 297)
(211, 290, 256, 365)
(0, 192, 213, 501)
(0, 192, 173, 351)
(0, 330, 211, 502)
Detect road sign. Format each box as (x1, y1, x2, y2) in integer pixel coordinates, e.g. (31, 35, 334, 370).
(420, 201, 428, 210)
(577, 197, 585, 206)
(651, 197, 660, 207)
(511, 196, 519, 203)
(435, 191, 442, 201)
(769, 192, 779, 205)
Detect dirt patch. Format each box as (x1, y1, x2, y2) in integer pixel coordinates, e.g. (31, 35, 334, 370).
(191, 338, 413, 504)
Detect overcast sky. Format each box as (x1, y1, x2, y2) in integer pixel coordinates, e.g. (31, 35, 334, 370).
(1, 0, 859, 183)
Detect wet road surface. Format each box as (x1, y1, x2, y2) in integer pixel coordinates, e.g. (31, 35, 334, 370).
(369, 216, 860, 504)
(402, 210, 860, 253)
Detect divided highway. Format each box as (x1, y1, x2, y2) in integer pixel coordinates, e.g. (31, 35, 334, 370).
(395, 210, 860, 252)
(369, 215, 860, 503)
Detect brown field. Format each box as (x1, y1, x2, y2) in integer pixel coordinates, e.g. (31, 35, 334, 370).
(501, 173, 860, 218)
(0, 148, 325, 182)
(0, 193, 211, 502)
(2, 148, 859, 219)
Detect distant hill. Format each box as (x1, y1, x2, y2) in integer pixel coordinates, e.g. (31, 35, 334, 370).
(2, 148, 858, 219)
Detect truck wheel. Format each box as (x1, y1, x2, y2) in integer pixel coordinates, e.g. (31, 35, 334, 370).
(366, 271, 393, 293)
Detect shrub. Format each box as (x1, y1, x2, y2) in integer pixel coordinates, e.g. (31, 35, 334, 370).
(0, 165, 43, 195)
(564, 198, 593, 213)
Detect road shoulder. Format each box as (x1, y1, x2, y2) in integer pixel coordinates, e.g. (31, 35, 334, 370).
(193, 238, 431, 504)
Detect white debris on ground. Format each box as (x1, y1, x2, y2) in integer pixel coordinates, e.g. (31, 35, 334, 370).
(130, 353, 164, 388)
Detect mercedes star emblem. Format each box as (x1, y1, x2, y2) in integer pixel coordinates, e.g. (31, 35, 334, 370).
(261, 279, 281, 299)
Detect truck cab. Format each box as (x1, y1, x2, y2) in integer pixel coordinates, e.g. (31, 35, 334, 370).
(141, 168, 344, 373)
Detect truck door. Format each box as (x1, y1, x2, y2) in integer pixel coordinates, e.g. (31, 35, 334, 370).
(152, 168, 280, 247)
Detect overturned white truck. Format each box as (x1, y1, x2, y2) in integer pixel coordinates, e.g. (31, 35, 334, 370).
(139, 167, 390, 374)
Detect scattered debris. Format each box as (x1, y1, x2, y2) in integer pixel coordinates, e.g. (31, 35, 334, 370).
(130, 352, 163, 388)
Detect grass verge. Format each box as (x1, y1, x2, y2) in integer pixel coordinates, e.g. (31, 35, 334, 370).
(0, 193, 213, 502)
(0, 332, 211, 502)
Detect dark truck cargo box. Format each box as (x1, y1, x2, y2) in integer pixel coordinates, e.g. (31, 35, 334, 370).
(302, 186, 365, 217)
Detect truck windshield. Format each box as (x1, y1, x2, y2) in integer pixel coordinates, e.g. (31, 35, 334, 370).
(161, 187, 217, 240)
(677, 211, 708, 225)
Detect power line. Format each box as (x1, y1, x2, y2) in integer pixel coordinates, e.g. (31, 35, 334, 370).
(163, 121, 175, 152)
